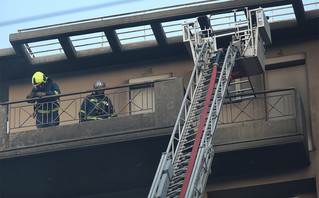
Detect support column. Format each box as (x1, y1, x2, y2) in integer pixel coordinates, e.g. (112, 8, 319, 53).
(0, 66, 9, 102)
(0, 105, 8, 149)
(0, 66, 9, 149)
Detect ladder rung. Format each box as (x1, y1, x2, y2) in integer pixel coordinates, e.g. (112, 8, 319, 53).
(171, 171, 187, 181)
(167, 189, 182, 197)
(182, 138, 196, 146)
(190, 112, 202, 118)
(184, 134, 196, 141)
(180, 145, 194, 152)
(167, 182, 183, 192)
(174, 156, 190, 164)
(168, 183, 183, 193)
(171, 171, 187, 180)
(187, 119, 200, 125)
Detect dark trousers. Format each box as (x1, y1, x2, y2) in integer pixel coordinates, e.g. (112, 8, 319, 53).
(36, 111, 60, 128)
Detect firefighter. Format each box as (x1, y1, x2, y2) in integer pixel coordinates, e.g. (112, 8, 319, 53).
(26, 71, 61, 128)
(79, 80, 118, 122)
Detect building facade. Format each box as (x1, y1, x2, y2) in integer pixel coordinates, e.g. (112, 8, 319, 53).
(0, 0, 318, 197)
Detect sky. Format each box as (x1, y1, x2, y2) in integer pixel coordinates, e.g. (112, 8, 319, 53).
(0, 0, 211, 49)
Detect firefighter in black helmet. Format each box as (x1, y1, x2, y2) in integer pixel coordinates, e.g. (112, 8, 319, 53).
(79, 80, 118, 122)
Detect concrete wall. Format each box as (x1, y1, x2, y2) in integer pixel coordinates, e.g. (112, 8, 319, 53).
(266, 39, 319, 195)
(8, 55, 193, 101)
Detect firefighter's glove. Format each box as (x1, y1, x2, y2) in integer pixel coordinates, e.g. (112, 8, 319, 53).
(94, 103, 104, 114)
(35, 92, 46, 97)
(26, 92, 36, 98)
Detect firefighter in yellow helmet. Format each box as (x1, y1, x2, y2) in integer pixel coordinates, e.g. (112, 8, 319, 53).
(26, 71, 61, 128)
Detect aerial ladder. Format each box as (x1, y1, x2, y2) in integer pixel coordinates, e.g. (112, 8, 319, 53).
(148, 7, 271, 198)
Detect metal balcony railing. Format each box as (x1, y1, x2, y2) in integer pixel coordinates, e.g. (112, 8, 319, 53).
(0, 86, 301, 135)
(1, 81, 155, 133)
(218, 88, 297, 125)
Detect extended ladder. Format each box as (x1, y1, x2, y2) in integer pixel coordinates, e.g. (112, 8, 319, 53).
(148, 7, 270, 198)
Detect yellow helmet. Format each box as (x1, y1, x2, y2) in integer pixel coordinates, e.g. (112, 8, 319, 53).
(32, 71, 47, 86)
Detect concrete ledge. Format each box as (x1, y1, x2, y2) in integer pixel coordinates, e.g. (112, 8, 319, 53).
(7, 113, 154, 147)
(0, 116, 173, 159)
(0, 48, 17, 59)
(214, 117, 302, 152)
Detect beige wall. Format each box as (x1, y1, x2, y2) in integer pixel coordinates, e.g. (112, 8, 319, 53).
(266, 39, 319, 195)
(9, 55, 193, 101)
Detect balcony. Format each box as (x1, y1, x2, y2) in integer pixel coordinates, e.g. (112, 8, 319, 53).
(0, 78, 184, 158)
(211, 88, 310, 178)
(0, 79, 309, 197)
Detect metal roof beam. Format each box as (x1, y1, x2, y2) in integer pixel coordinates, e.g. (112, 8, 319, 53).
(151, 23, 167, 45)
(58, 37, 77, 60)
(11, 43, 32, 66)
(291, 0, 306, 25)
(104, 29, 122, 53)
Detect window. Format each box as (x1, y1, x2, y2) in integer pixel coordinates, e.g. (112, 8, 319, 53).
(128, 73, 172, 115)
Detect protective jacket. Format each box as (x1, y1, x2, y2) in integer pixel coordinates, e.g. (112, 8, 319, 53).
(27, 77, 61, 128)
(79, 93, 117, 121)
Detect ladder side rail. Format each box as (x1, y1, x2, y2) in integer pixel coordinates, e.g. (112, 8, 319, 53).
(147, 152, 168, 197)
(186, 44, 239, 197)
(244, 8, 259, 57)
(187, 137, 214, 198)
(192, 145, 214, 198)
(148, 43, 208, 198)
(183, 22, 197, 63)
(183, 21, 202, 62)
(241, 29, 253, 55)
(247, 8, 255, 53)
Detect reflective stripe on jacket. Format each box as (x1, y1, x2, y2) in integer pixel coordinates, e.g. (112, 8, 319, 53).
(79, 93, 117, 120)
(37, 106, 60, 114)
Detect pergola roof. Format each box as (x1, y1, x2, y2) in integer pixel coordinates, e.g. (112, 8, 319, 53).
(0, 0, 318, 80)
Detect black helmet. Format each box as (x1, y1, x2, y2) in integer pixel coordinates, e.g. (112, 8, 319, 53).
(93, 80, 106, 89)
